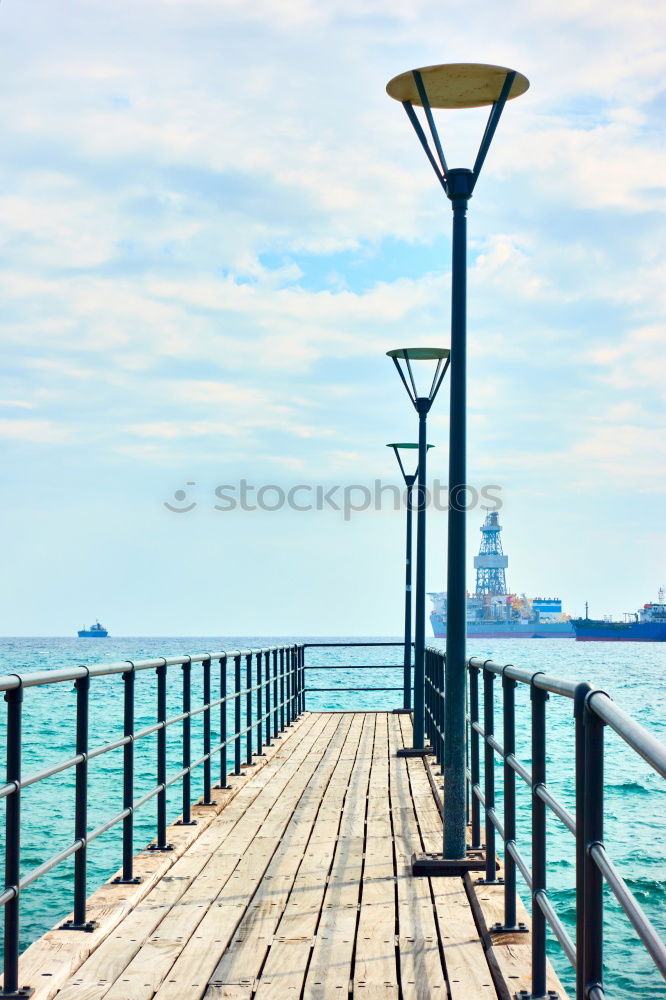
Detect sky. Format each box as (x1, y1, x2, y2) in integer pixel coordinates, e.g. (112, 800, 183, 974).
(1, 0, 665, 635)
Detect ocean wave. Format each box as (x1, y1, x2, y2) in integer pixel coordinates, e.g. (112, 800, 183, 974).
(607, 779, 662, 795)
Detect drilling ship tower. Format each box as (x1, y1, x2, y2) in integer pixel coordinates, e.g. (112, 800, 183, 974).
(429, 512, 574, 638)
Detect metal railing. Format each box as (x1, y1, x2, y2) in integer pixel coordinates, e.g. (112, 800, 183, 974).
(0, 644, 305, 995)
(425, 647, 666, 1000)
(302, 641, 408, 695)
(4, 639, 664, 1000)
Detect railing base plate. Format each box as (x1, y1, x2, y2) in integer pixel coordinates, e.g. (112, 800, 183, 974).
(515, 991, 559, 1000)
(491, 921, 528, 934)
(411, 853, 487, 876)
(391, 708, 412, 715)
(0, 987, 35, 998)
(397, 747, 435, 758)
(112, 875, 143, 885)
(59, 919, 99, 932)
(198, 802, 218, 808)
(175, 819, 197, 826)
(147, 843, 174, 853)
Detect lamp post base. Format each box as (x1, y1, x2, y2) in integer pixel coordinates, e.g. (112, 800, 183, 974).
(411, 851, 492, 877)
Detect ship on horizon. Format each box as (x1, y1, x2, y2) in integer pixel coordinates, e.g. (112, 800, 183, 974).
(77, 621, 109, 638)
(572, 591, 666, 642)
(429, 512, 574, 639)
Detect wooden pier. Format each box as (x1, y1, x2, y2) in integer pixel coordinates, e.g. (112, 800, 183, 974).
(17, 712, 566, 999)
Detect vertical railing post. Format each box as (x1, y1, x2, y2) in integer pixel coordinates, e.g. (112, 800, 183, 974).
(530, 677, 548, 998)
(178, 657, 195, 825)
(574, 681, 593, 1000)
(2, 681, 24, 993)
(149, 659, 173, 852)
(202, 657, 215, 805)
(496, 668, 524, 933)
(482, 664, 498, 884)
(61, 669, 98, 930)
(465, 662, 470, 826)
(299, 646, 305, 715)
(582, 695, 605, 1000)
(256, 652, 264, 757)
(424, 650, 431, 746)
(113, 663, 141, 885)
(469, 663, 481, 849)
(280, 647, 285, 730)
(286, 647, 293, 724)
(272, 648, 279, 740)
(264, 651, 272, 747)
(218, 656, 228, 789)
(245, 653, 253, 766)
(234, 654, 242, 776)
(74, 670, 91, 926)
(437, 652, 445, 766)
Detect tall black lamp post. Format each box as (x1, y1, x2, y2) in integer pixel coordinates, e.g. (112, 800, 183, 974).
(387, 441, 434, 714)
(387, 348, 450, 753)
(386, 62, 529, 860)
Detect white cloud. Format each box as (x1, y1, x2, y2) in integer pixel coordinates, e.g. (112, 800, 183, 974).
(0, 419, 70, 443)
(0, 0, 663, 517)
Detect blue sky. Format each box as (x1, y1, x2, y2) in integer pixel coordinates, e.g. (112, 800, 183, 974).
(1, 0, 664, 635)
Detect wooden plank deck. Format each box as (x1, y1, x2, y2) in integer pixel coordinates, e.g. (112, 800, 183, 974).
(18, 712, 568, 1000)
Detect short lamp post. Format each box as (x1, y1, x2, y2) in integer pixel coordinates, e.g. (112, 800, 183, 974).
(387, 348, 450, 754)
(386, 62, 529, 860)
(387, 441, 434, 714)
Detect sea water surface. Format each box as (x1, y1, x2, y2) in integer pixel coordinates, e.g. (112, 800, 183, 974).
(0, 635, 664, 998)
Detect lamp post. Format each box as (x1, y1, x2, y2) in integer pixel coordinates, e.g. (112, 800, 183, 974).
(386, 64, 529, 859)
(387, 441, 434, 713)
(387, 348, 450, 754)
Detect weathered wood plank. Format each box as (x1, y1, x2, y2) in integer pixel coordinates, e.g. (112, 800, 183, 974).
(148, 715, 342, 999)
(468, 874, 569, 998)
(206, 715, 355, 992)
(25, 711, 564, 1000)
(302, 714, 377, 999)
(113, 724, 334, 1000)
(353, 714, 399, 998)
(22, 712, 315, 1000)
(252, 714, 366, 999)
(389, 714, 448, 1000)
(54, 720, 323, 1000)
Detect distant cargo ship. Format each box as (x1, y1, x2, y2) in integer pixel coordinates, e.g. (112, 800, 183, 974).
(430, 512, 574, 639)
(572, 593, 666, 642)
(77, 621, 109, 638)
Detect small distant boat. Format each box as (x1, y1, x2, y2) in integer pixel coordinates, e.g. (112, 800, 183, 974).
(77, 621, 109, 638)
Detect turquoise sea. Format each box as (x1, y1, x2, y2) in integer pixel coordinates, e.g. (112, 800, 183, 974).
(0, 635, 664, 998)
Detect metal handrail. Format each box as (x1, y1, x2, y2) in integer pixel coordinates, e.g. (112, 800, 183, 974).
(424, 646, 666, 1000)
(0, 640, 399, 993)
(0, 648, 285, 692)
(0, 643, 305, 995)
(302, 642, 407, 694)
